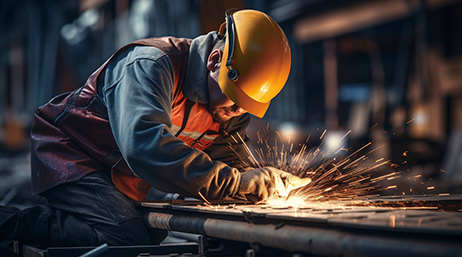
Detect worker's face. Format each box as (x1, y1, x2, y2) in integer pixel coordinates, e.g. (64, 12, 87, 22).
(207, 49, 246, 124)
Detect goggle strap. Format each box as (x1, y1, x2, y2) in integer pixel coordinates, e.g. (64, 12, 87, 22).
(226, 14, 235, 68)
(225, 11, 240, 81)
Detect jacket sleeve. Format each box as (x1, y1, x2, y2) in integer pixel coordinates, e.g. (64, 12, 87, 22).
(101, 45, 241, 200)
(204, 113, 252, 171)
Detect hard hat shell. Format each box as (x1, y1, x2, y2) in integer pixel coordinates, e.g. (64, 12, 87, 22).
(218, 9, 292, 118)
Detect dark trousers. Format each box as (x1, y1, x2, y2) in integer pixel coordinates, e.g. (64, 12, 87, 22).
(0, 171, 167, 248)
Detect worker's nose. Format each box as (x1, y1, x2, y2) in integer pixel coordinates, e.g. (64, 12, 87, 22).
(229, 104, 246, 116)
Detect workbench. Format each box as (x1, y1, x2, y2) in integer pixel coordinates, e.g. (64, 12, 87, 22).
(140, 194, 462, 257)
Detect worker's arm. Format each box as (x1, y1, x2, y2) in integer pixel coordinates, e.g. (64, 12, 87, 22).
(203, 113, 251, 171)
(101, 45, 240, 200)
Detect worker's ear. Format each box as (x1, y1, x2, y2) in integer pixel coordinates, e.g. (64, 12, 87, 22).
(207, 49, 222, 71)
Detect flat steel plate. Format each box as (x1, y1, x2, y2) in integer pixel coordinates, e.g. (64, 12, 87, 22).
(139, 195, 462, 236)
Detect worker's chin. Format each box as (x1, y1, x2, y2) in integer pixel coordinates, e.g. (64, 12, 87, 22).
(210, 109, 232, 124)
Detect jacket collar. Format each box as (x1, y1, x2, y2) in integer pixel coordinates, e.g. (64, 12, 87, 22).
(183, 31, 219, 104)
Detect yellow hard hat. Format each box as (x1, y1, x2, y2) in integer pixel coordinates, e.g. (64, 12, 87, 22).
(218, 9, 292, 118)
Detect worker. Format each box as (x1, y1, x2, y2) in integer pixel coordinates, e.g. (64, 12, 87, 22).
(0, 9, 311, 248)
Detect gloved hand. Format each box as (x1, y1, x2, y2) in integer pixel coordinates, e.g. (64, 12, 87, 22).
(238, 167, 311, 203)
(273, 168, 312, 197)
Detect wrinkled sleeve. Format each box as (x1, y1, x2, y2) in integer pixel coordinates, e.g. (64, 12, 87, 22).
(204, 113, 251, 171)
(102, 46, 241, 200)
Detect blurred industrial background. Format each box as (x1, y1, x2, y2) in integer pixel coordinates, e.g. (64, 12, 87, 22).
(1, 0, 462, 209)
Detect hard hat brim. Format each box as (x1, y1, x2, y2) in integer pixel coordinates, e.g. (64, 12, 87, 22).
(218, 67, 270, 118)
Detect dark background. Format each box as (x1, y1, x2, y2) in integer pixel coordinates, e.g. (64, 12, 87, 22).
(1, 0, 462, 209)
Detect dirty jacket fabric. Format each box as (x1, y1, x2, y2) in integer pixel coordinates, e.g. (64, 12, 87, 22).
(31, 32, 248, 201)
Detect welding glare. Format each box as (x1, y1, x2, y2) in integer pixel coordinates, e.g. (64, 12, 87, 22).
(279, 122, 298, 139)
(323, 131, 348, 156)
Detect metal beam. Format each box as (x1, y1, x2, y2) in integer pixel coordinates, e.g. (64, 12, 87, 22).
(293, 0, 459, 43)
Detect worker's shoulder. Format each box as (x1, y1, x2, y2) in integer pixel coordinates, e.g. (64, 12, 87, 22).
(124, 44, 170, 64)
(106, 44, 173, 74)
(103, 44, 173, 87)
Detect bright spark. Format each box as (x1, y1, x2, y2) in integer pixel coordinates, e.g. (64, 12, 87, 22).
(231, 128, 400, 207)
(406, 118, 415, 124)
(364, 123, 378, 134)
(197, 192, 211, 206)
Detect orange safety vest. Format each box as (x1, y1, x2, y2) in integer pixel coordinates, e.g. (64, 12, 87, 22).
(31, 37, 221, 201)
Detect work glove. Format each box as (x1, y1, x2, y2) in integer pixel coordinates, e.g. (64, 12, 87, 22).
(238, 167, 312, 203)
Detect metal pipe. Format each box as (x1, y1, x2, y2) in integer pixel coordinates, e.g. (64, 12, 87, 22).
(147, 212, 462, 257)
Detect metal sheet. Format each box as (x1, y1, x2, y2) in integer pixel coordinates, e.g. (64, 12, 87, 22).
(140, 195, 462, 236)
